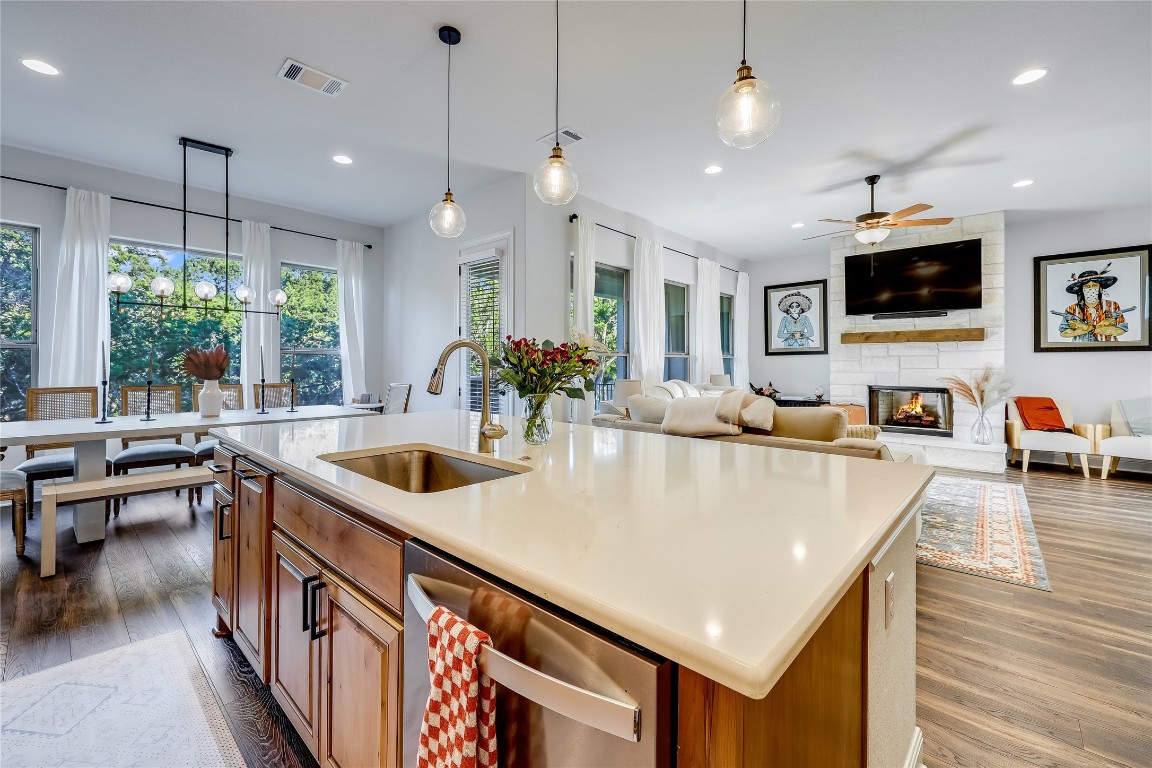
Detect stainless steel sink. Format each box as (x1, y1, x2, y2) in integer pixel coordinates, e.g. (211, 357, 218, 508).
(321, 445, 527, 493)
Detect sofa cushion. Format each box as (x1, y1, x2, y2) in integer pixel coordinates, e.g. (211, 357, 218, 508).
(771, 406, 847, 442)
(627, 394, 669, 424)
(661, 398, 741, 438)
(1099, 435, 1152, 461)
(1018, 430, 1090, 453)
(832, 437, 894, 461)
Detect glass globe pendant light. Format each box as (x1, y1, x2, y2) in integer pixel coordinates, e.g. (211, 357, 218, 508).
(534, 0, 578, 205)
(194, 280, 218, 301)
(106, 272, 133, 295)
(267, 288, 288, 308)
(234, 284, 254, 305)
(429, 26, 466, 238)
(716, 0, 781, 149)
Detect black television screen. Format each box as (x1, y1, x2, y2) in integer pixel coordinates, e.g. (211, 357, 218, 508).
(844, 238, 983, 316)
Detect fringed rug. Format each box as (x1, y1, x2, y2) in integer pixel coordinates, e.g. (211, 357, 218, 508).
(1, 630, 245, 768)
(918, 474, 1051, 591)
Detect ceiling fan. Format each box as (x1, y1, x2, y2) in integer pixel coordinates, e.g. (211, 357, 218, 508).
(805, 174, 953, 245)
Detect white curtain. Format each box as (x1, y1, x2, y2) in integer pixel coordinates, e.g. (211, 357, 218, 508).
(632, 237, 665, 388)
(733, 271, 750, 390)
(572, 217, 596, 423)
(48, 188, 111, 387)
(240, 220, 276, 396)
(337, 239, 367, 404)
(692, 258, 724, 383)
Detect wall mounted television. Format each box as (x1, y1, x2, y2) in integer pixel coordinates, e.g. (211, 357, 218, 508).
(844, 238, 983, 316)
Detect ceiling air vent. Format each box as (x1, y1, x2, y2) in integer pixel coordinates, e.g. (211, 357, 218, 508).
(537, 127, 585, 148)
(277, 58, 348, 98)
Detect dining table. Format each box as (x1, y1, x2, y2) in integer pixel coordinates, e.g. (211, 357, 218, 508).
(0, 404, 372, 544)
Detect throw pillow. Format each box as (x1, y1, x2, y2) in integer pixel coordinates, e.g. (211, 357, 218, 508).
(661, 398, 742, 437)
(627, 394, 669, 424)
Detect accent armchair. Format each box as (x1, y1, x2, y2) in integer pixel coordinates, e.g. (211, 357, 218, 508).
(1005, 398, 1094, 477)
(1097, 400, 1152, 479)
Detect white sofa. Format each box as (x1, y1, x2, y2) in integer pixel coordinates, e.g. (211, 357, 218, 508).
(1098, 401, 1152, 479)
(1005, 398, 1094, 477)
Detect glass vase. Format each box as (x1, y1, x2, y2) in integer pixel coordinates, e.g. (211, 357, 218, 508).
(970, 409, 993, 445)
(520, 394, 554, 445)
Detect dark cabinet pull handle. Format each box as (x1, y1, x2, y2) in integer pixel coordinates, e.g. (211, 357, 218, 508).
(233, 468, 260, 480)
(301, 575, 320, 633)
(205, 462, 229, 474)
(217, 503, 232, 541)
(308, 580, 327, 641)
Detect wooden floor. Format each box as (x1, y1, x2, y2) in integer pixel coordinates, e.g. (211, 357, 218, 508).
(1, 465, 1149, 768)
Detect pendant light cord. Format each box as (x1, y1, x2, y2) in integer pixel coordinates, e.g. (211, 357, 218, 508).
(447, 42, 452, 191)
(554, 0, 560, 147)
(742, 0, 747, 65)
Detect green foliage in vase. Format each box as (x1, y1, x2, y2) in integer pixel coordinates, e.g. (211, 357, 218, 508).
(493, 337, 599, 400)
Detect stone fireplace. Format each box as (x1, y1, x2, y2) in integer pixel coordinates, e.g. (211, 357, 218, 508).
(869, 385, 954, 438)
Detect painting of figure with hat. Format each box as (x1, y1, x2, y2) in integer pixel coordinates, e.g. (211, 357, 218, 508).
(765, 279, 828, 355)
(776, 291, 816, 348)
(1035, 246, 1150, 352)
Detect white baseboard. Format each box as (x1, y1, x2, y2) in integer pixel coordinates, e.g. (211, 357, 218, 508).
(904, 726, 924, 768)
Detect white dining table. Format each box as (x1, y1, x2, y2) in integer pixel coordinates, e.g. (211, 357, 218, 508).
(0, 405, 371, 543)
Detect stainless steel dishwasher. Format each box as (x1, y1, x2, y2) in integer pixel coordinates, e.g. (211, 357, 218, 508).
(403, 540, 673, 767)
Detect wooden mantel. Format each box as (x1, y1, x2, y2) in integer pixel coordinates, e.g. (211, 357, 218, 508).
(841, 328, 986, 344)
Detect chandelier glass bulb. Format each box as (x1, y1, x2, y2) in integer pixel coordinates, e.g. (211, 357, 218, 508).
(234, 284, 254, 304)
(716, 64, 781, 149)
(194, 281, 218, 301)
(106, 272, 133, 294)
(855, 228, 891, 245)
(149, 276, 176, 298)
(268, 288, 288, 308)
(533, 145, 578, 205)
(429, 191, 467, 238)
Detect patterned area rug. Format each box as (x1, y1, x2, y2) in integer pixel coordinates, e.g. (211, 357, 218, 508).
(1, 630, 245, 768)
(918, 474, 1052, 591)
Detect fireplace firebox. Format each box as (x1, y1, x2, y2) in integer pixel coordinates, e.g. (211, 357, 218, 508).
(868, 385, 954, 438)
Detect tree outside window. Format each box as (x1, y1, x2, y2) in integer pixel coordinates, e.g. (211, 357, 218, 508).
(720, 293, 734, 378)
(593, 264, 629, 408)
(280, 264, 342, 406)
(1, 225, 37, 421)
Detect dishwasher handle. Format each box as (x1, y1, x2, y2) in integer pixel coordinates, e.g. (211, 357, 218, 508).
(406, 575, 641, 743)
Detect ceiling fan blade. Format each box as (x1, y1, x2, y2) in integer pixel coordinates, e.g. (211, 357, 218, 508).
(886, 203, 932, 222)
(818, 218, 859, 225)
(802, 229, 857, 240)
(889, 218, 954, 227)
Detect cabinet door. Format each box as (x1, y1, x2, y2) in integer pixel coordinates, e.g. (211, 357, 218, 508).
(317, 573, 402, 768)
(233, 458, 271, 681)
(270, 532, 323, 760)
(210, 489, 235, 635)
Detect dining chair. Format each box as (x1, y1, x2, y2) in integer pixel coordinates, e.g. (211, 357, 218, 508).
(1, 447, 27, 556)
(252, 383, 295, 409)
(382, 383, 412, 415)
(191, 382, 243, 503)
(112, 385, 195, 515)
(15, 387, 111, 518)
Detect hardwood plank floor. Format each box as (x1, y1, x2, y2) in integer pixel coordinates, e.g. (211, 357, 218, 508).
(1, 465, 1148, 768)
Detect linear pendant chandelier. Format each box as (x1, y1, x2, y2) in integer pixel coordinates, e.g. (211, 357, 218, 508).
(106, 137, 286, 317)
(430, 26, 466, 238)
(533, 0, 578, 205)
(716, 0, 781, 149)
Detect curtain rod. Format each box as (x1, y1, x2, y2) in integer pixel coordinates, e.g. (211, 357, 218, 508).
(1, 175, 373, 249)
(568, 213, 739, 274)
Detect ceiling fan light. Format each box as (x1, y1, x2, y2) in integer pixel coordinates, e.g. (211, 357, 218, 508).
(716, 66, 781, 149)
(533, 146, 578, 205)
(855, 228, 891, 245)
(430, 191, 467, 238)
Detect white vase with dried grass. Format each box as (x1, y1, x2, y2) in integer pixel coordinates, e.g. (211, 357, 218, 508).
(184, 346, 231, 418)
(939, 365, 1013, 445)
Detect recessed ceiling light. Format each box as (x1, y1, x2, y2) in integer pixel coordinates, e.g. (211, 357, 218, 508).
(791, 222, 804, 228)
(1012, 179, 1035, 188)
(1012, 68, 1048, 85)
(704, 165, 722, 174)
(21, 58, 59, 76)
(332, 155, 352, 165)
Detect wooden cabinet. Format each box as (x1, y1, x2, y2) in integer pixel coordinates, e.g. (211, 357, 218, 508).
(211, 488, 235, 636)
(233, 456, 272, 682)
(271, 532, 323, 759)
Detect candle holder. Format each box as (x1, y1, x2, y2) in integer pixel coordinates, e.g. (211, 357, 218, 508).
(95, 379, 112, 424)
(141, 379, 156, 421)
(287, 378, 298, 412)
(258, 378, 269, 414)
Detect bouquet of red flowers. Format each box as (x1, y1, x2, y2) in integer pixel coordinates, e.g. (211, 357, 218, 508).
(494, 336, 599, 400)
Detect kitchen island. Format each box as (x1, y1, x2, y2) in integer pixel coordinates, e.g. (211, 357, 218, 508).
(209, 410, 933, 767)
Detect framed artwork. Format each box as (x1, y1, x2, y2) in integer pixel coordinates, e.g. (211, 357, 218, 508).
(765, 279, 828, 355)
(1034, 245, 1151, 352)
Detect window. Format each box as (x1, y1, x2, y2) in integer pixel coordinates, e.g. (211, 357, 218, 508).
(1, 224, 37, 421)
(107, 241, 242, 413)
(664, 281, 689, 381)
(280, 264, 342, 406)
(720, 293, 734, 379)
(460, 254, 505, 414)
(593, 264, 629, 409)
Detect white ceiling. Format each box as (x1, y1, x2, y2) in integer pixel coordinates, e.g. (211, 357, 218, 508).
(2, 1, 1149, 261)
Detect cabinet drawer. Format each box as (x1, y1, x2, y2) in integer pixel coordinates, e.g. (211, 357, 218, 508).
(208, 446, 237, 496)
(274, 480, 404, 615)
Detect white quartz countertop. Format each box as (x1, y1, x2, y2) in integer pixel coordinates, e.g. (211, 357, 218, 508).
(213, 410, 933, 699)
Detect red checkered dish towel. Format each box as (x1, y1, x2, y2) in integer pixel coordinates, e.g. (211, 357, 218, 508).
(418, 605, 499, 768)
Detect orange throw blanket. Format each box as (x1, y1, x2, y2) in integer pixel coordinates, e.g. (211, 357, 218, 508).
(1015, 397, 1070, 432)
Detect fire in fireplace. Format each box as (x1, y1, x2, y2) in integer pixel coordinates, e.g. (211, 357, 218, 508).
(868, 385, 954, 438)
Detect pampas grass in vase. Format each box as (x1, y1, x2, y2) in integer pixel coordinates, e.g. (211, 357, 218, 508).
(938, 364, 1012, 445)
(184, 345, 230, 416)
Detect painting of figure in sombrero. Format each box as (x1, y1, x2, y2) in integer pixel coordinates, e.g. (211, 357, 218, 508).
(765, 280, 828, 355)
(1035, 246, 1151, 352)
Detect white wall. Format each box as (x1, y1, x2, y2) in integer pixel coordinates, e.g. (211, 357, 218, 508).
(748, 254, 832, 395)
(1005, 206, 1152, 425)
(0, 145, 388, 391)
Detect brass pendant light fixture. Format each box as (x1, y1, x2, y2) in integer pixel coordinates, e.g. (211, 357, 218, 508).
(429, 25, 466, 238)
(716, 0, 781, 149)
(533, 0, 578, 205)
